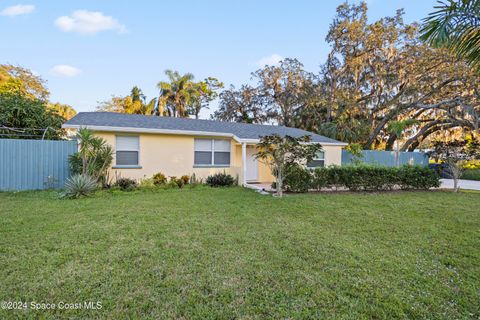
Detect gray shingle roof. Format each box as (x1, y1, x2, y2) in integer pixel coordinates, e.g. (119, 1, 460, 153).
(64, 112, 346, 144)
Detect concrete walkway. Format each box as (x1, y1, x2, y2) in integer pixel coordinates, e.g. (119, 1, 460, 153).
(440, 179, 480, 191)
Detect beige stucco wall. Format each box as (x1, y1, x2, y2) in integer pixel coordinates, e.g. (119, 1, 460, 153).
(95, 131, 242, 182)
(93, 131, 343, 184)
(323, 145, 342, 166)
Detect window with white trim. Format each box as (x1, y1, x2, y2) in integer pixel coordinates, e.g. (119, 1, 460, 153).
(307, 150, 325, 168)
(194, 139, 230, 166)
(116, 136, 139, 166)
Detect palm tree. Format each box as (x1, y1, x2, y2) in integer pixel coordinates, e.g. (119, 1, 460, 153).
(156, 70, 197, 117)
(421, 0, 480, 71)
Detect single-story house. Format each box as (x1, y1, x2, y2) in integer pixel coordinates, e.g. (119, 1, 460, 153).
(63, 112, 347, 185)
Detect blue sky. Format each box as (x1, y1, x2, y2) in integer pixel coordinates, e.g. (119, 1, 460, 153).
(1, 0, 438, 117)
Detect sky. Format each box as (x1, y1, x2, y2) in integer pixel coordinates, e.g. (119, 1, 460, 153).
(1, 0, 438, 118)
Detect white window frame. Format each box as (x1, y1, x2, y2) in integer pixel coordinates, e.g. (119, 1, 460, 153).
(115, 135, 140, 167)
(307, 150, 325, 169)
(194, 138, 231, 167)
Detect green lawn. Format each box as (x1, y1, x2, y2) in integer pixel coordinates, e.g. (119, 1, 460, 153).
(1, 187, 479, 319)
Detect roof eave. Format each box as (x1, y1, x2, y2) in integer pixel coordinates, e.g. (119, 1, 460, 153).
(62, 124, 348, 146)
(62, 124, 243, 142)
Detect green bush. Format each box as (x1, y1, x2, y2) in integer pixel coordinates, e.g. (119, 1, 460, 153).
(461, 168, 480, 181)
(153, 172, 168, 186)
(62, 174, 97, 199)
(139, 178, 155, 188)
(206, 172, 235, 187)
(169, 176, 185, 189)
(68, 128, 113, 187)
(180, 175, 190, 185)
(284, 165, 312, 192)
(114, 178, 138, 191)
(312, 167, 329, 190)
(398, 166, 440, 190)
(280, 165, 439, 193)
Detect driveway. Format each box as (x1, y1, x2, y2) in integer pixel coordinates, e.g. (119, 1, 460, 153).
(440, 179, 480, 191)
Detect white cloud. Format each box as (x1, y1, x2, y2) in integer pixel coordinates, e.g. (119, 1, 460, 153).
(0, 4, 35, 17)
(54, 10, 127, 35)
(50, 65, 82, 77)
(256, 54, 283, 67)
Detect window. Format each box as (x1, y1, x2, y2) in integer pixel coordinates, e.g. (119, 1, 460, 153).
(116, 136, 139, 166)
(307, 150, 325, 168)
(194, 139, 230, 166)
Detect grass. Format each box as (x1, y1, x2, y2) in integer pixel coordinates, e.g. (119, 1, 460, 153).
(1, 187, 479, 319)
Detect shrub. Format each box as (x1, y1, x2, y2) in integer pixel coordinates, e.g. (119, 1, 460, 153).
(68, 128, 113, 187)
(62, 174, 97, 199)
(161, 177, 176, 189)
(170, 176, 185, 189)
(326, 165, 344, 190)
(398, 165, 440, 190)
(189, 173, 203, 187)
(461, 168, 480, 181)
(278, 165, 440, 193)
(180, 175, 190, 185)
(340, 165, 399, 191)
(139, 178, 155, 188)
(114, 177, 138, 191)
(206, 172, 235, 187)
(284, 165, 312, 192)
(312, 167, 329, 190)
(153, 172, 167, 186)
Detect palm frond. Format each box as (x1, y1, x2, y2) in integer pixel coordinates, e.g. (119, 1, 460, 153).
(421, 0, 480, 71)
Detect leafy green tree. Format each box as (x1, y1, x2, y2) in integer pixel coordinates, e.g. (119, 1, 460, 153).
(0, 93, 65, 139)
(255, 134, 322, 197)
(156, 71, 223, 118)
(48, 102, 77, 120)
(0, 64, 49, 101)
(387, 119, 419, 165)
(253, 58, 315, 127)
(213, 85, 267, 123)
(318, 2, 479, 151)
(421, 0, 480, 71)
(190, 77, 223, 119)
(429, 136, 480, 191)
(97, 86, 157, 115)
(210, 3, 480, 151)
(156, 70, 197, 117)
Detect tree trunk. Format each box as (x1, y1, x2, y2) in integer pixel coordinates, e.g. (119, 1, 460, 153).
(385, 133, 397, 151)
(450, 163, 462, 193)
(395, 142, 400, 167)
(276, 166, 283, 197)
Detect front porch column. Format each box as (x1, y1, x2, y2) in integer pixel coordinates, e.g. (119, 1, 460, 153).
(242, 142, 247, 186)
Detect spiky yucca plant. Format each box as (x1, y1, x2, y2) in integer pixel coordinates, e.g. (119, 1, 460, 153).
(62, 174, 97, 199)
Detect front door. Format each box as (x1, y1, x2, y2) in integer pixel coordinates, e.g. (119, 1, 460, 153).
(246, 146, 258, 181)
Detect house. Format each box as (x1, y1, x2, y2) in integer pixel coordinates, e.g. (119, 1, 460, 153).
(63, 112, 347, 185)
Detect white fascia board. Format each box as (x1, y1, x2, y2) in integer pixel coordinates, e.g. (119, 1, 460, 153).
(61, 124, 348, 146)
(243, 139, 348, 146)
(62, 124, 243, 142)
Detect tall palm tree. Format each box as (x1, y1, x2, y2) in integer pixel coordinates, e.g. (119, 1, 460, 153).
(421, 0, 480, 71)
(156, 70, 197, 117)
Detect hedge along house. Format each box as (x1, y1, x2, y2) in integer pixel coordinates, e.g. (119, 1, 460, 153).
(63, 112, 347, 185)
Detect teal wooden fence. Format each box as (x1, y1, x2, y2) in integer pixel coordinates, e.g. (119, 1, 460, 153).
(0, 139, 78, 191)
(342, 150, 428, 167)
